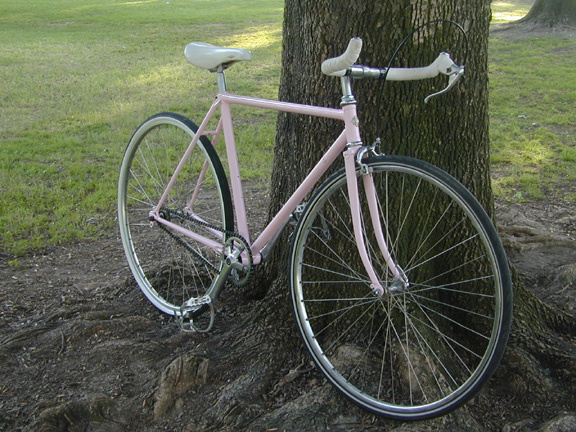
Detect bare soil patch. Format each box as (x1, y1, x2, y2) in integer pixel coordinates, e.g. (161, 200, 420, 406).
(1, 184, 575, 431)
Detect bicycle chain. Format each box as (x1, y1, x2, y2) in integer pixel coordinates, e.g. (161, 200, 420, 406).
(156, 220, 218, 274)
(157, 207, 253, 287)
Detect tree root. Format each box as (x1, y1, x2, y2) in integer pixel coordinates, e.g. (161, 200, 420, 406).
(153, 354, 209, 420)
(26, 393, 125, 432)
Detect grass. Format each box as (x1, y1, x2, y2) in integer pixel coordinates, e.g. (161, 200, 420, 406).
(491, 0, 534, 23)
(489, 14, 576, 201)
(0, 0, 283, 254)
(0, 0, 574, 254)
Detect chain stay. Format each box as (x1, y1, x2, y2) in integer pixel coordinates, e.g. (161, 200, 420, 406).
(157, 206, 253, 285)
(152, 207, 254, 332)
(156, 220, 218, 274)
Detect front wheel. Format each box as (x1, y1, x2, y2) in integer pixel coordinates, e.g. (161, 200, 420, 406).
(289, 155, 512, 420)
(118, 113, 233, 316)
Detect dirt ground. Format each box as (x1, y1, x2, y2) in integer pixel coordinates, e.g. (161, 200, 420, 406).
(1, 184, 575, 431)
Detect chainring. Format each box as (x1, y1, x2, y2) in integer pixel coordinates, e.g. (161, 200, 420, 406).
(224, 235, 253, 287)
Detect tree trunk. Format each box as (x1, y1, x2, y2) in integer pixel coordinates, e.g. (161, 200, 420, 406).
(267, 0, 492, 283)
(179, 1, 576, 430)
(254, 0, 576, 428)
(518, 0, 576, 27)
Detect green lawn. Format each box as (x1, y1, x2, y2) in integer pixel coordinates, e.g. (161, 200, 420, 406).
(491, 0, 534, 23)
(0, 0, 283, 253)
(1, 0, 574, 254)
(489, 32, 576, 201)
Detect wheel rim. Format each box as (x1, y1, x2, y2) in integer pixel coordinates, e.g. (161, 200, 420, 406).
(291, 157, 511, 418)
(118, 115, 231, 315)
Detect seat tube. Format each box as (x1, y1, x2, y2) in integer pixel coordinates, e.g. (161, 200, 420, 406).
(220, 98, 250, 243)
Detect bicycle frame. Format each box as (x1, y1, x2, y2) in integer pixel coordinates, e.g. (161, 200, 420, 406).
(119, 37, 514, 418)
(151, 82, 401, 295)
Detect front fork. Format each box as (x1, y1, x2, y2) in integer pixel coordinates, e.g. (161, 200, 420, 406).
(343, 144, 408, 296)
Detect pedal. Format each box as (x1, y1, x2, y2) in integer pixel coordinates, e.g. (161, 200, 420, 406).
(179, 295, 214, 333)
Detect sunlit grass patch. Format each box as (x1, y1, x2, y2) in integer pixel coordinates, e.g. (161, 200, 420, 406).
(489, 30, 576, 202)
(491, 1, 532, 23)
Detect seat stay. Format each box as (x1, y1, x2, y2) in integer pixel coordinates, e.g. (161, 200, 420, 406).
(154, 97, 221, 214)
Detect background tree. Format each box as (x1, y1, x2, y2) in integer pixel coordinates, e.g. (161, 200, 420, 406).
(518, 0, 576, 27)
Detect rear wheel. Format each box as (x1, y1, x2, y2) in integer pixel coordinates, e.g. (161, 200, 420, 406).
(289, 155, 512, 420)
(118, 113, 233, 316)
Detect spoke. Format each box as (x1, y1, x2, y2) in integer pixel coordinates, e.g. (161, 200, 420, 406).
(303, 222, 367, 283)
(415, 252, 490, 287)
(404, 200, 456, 272)
(408, 292, 494, 321)
(405, 232, 480, 275)
(390, 292, 472, 393)
(410, 274, 496, 296)
(128, 169, 155, 207)
(305, 296, 377, 324)
(392, 291, 488, 364)
(407, 298, 491, 342)
(340, 303, 390, 392)
(399, 300, 460, 392)
(314, 298, 380, 355)
(385, 297, 430, 403)
(302, 250, 367, 284)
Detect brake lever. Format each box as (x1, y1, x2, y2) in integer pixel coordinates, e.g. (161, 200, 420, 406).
(424, 64, 465, 103)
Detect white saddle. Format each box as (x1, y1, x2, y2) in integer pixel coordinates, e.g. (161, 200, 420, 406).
(184, 42, 252, 71)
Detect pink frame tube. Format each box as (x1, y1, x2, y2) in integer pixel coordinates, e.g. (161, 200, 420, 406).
(151, 91, 398, 290)
(220, 94, 345, 120)
(154, 98, 222, 213)
(251, 130, 348, 256)
(218, 94, 347, 263)
(343, 148, 384, 294)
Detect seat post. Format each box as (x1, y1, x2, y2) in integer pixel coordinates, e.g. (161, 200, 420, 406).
(216, 65, 227, 93)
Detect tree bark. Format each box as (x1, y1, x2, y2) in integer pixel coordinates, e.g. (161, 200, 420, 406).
(267, 0, 492, 284)
(518, 0, 576, 27)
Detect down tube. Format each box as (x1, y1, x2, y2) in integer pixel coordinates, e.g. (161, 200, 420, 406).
(251, 131, 348, 260)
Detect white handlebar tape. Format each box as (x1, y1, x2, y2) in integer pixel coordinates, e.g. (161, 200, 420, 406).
(321, 37, 363, 77)
(386, 52, 454, 81)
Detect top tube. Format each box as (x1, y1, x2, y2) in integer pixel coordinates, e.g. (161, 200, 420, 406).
(219, 94, 345, 120)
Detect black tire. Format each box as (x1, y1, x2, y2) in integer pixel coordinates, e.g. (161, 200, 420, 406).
(118, 113, 233, 316)
(289, 155, 512, 420)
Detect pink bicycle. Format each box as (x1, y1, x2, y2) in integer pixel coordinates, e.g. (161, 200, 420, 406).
(118, 36, 512, 420)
